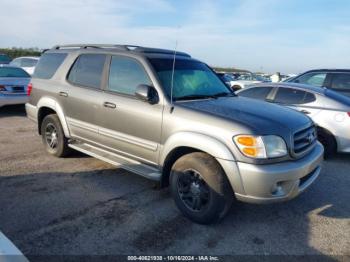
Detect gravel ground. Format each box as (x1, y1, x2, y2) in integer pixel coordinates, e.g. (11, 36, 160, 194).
(0, 105, 349, 260)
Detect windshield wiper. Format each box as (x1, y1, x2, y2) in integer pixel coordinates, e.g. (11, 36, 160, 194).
(175, 94, 215, 101)
(210, 92, 236, 98)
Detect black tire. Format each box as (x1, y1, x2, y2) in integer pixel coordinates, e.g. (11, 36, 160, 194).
(318, 132, 336, 159)
(170, 152, 233, 224)
(41, 114, 71, 157)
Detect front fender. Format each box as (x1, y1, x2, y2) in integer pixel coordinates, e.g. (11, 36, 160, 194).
(160, 132, 236, 165)
(37, 97, 71, 137)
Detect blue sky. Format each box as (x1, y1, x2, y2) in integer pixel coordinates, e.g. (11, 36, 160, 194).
(1, 0, 349, 73)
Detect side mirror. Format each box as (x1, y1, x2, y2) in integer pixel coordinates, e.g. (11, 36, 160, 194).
(135, 84, 159, 104)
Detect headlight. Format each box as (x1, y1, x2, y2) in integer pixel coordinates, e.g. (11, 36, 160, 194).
(233, 135, 287, 159)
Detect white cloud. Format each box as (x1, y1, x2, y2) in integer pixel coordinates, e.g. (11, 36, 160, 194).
(0, 0, 349, 73)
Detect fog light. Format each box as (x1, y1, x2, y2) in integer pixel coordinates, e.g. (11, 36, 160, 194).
(271, 183, 284, 196)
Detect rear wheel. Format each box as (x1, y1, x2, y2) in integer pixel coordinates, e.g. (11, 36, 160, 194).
(170, 152, 233, 224)
(41, 114, 71, 157)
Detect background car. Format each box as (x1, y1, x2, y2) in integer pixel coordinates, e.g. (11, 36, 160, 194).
(216, 72, 241, 90)
(9, 56, 40, 75)
(0, 54, 12, 65)
(229, 72, 270, 89)
(236, 82, 350, 157)
(0, 65, 31, 107)
(285, 69, 350, 97)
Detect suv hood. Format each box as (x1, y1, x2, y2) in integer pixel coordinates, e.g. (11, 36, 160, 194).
(179, 96, 311, 134)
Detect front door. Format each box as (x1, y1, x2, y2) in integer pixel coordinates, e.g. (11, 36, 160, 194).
(98, 55, 163, 165)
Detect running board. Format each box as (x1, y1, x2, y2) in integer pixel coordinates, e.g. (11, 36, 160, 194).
(68, 142, 161, 181)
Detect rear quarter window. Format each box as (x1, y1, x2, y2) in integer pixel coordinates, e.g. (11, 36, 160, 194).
(33, 53, 67, 79)
(238, 86, 273, 100)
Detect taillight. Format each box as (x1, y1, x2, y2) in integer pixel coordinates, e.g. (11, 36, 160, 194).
(348, 112, 350, 117)
(0, 85, 5, 92)
(27, 83, 33, 96)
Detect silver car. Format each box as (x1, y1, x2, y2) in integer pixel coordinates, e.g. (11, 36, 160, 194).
(26, 45, 323, 224)
(0, 65, 30, 107)
(237, 82, 350, 157)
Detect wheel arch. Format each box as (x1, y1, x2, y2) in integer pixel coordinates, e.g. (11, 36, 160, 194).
(160, 132, 236, 187)
(37, 97, 70, 137)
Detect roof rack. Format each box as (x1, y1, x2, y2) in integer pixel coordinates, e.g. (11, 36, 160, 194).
(50, 44, 191, 57)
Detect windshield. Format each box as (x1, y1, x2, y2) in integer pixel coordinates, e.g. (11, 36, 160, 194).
(0, 67, 30, 78)
(149, 58, 232, 100)
(0, 54, 11, 63)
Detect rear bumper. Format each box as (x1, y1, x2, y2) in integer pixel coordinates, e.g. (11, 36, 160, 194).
(220, 142, 324, 204)
(25, 103, 38, 122)
(0, 95, 28, 107)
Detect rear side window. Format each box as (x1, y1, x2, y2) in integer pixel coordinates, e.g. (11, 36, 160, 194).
(293, 72, 326, 87)
(238, 86, 273, 100)
(21, 58, 38, 67)
(107, 56, 151, 95)
(34, 53, 67, 79)
(68, 54, 106, 89)
(331, 73, 350, 90)
(274, 88, 315, 104)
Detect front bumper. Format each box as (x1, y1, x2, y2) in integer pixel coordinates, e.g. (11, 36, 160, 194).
(0, 95, 28, 107)
(219, 142, 324, 204)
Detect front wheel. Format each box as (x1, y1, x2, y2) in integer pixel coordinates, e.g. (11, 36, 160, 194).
(170, 152, 233, 224)
(41, 114, 71, 157)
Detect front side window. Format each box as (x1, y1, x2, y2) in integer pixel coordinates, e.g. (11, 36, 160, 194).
(238, 86, 273, 100)
(108, 56, 152, 95)
(68, 54, 106, 89)
(34, 53, 67, 79)
(9, 58, 21, 67)
(331, 73, 350, 90)
(274, 88, 315, 104)
(149, 58, 231, 100)
(293, 72, 326, 86)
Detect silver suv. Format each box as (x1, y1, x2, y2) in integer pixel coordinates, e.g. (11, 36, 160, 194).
(26, 44, 324, 224)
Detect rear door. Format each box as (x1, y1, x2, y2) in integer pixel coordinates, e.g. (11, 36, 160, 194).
(98, 55, 163, 164)
(329, 72, 350, 97)
(61, 53, 108, 142)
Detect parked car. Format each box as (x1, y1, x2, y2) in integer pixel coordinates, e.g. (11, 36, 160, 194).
(236, 82, 350, 157)
(216, 73, 241, 90)
(285, 69, 350, 97)
(9, 56, 40, 75)
(26, 44, 323, 224)
(0, 65, 31, 107)
(0, 54, 12, 65)
(229, 72, 270, 90)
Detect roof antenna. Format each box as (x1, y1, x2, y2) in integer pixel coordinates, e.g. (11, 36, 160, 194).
(170, 38, 178, 108)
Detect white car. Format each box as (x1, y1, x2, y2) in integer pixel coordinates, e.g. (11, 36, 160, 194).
(236, 82, 350, 157)
(9, 56, 40, 75)
(229, 73, 270, 89)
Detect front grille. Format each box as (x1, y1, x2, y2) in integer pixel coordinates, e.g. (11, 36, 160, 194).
(293, 125, 317, 155)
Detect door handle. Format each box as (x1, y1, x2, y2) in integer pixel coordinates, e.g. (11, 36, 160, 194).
(59, 91, 68, 97)
(301, 110, 310, 114)
(103, 102, 116, 109)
